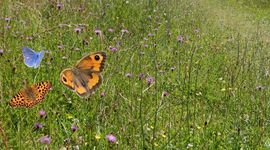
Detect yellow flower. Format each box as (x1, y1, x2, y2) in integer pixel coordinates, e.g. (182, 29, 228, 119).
(95, 134, 101, 140)
(221, 88, 226, 92)
(66, 113, 73, 119)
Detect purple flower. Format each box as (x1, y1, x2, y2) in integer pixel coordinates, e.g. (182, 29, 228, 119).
(74, 27, 82, 33)
(121, 29, 129, 34)
(126, 73, 133, 78)
(109, 46, 118, 52)
(108, 28, 114, 33)
(39, 135, 51, 144)
(100, 92, 106, 97)
(146, 76, 155, 85)
(138, 73, 145, 80)
(57, 3, 63, 10)
(35, 123, 43, 129)
(177, 35, 183, 43)
(95, 29, 102, 35)
(144, 44, 148, 48)
(71, 124, 78, 132)
(4, 17, 10, 22)
(39, 109, 46, 118)
(106, 134, 117, 143)
(148, 33, 154, 37)
(0, 49, 4, 56)
(57, 45, 64, 49)
(4, 26, 11, 29)
(162, 91, 169, 97)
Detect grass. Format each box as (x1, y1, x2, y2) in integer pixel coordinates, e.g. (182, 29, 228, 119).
(1, 0, 270, 149)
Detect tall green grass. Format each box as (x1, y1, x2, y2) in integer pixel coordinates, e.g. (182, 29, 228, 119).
(1, 0, 270, 149)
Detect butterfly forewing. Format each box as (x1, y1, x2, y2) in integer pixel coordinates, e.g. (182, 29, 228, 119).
(75, 52, 106, 72)
(9, 81, 52, 108)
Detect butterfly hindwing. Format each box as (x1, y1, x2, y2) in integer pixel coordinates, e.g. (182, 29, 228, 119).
(9, 81, 52, 108)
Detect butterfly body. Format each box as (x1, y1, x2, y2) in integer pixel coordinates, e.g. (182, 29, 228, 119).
(60, 52, 106, 98)
(22, 47, 45, 68)
(9, 81, 52, 108)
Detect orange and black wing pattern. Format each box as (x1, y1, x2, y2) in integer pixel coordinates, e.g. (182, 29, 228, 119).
(9, 81, 52, 108)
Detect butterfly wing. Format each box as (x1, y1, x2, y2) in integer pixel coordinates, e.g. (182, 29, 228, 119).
(75, 52, 106, 72)
(23, 47, 37, 67)
(33, 51, 45, 68)
(9, 91, 36, 108)
(60, 69, 102, 98)
(60, 69, 76, 90)
(22, 47, 45, 68)
(74, 70, 102, 97)
(31, 81, 52, 104)
(9, 81, 52, 108)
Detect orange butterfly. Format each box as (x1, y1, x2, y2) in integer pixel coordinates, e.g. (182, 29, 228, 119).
(60, 51, 106, 98)
(9, 81, 52, 108)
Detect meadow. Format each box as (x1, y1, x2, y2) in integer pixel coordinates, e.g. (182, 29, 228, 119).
(1, 0, 270, 149)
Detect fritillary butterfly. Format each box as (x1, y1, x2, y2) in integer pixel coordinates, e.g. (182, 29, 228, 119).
(9, 81, 52, 108)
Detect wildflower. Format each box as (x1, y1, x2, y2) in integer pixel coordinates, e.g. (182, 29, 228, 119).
(109, 46, 118, 52)
(194, 29, 199, 33)
(74, 48, 80, 51)
(187, 143, 193, 148)
(95, 134, 101, 140)
(4, 17, 10, 22)
(66, 113, 74, 119)
(106, 134, 117, 143)
(62, 56, 68, 60)
(26, 36, 33, 40)
(146, 76, 155, 85)
(57, 45, 64, 49)
(74, 27, 81, 33)
(144, 44, 148, 48)
(57, 3, 63, 10)
(256, 85, 265, 91)
(138, 73, 145, 80)
(162, 91, 169, 97)
(108, 28, 114, 32)
(125, 73, 133, 78)
(39, 135, 51, 144)
(39, 109, 46, 118)
(121, 29, 129, 34)
(95, 29, 102, 35)
(71, 124, 78, 132)
(4, 26, 11, 29)
(35, 123, 43, 129)
(0, 49, 4, 56)
(100, 92, 105, 97)
(148, 33, 154, 37)
(177, 35, 183, 42)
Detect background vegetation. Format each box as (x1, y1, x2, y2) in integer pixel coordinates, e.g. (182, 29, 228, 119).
(1, 0, 270, 149)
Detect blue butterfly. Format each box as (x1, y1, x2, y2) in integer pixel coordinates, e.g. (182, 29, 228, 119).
(22, 47, 45, 68)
